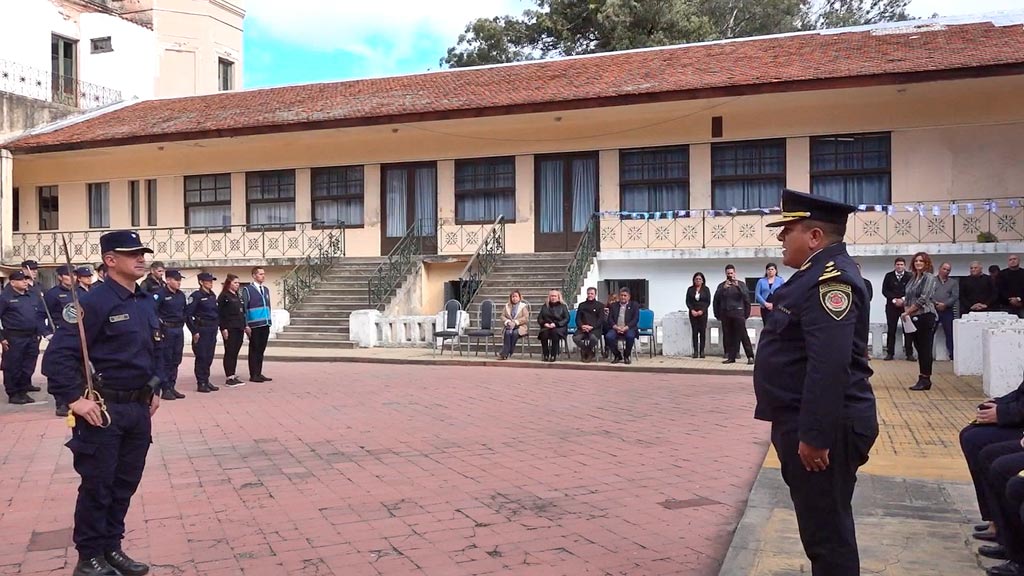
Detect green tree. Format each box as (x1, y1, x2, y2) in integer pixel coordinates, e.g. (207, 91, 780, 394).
(442, 0, 914, 68)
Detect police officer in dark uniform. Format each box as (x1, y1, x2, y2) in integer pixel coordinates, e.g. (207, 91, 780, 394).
(1, 270, 46, 405)
(21, 260, 44, 298)
(753, 189, 878, 576)
(44, 265, 80, 416)
(185, 272, 220, 393)
(42, 230, 160, 576)
(153, 270, 187, 400)
(76, 266, 95, 293)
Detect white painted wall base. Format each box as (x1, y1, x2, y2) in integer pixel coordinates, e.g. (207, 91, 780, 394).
(955, 312, 1023, 375)
(983, 327, 1024, 397)
(349, 309, 381, 348)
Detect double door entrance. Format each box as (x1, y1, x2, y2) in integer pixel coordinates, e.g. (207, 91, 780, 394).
(534, 153, 599, 252)
(381, 163, 437, 254)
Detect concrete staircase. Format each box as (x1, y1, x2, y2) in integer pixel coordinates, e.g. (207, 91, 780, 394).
(272, 257, 386, 348)
(464, 252, 576, 356)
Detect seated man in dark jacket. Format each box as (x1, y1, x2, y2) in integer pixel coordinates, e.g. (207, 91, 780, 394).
(604, 287, 640, 364)
(960, 372, 1024, 541)
(574, 287, 604, 362)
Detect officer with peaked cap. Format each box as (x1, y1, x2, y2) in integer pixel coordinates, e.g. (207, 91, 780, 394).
(153, 270, 187, 400)
(43, 265, 79, 417)
(42, 230, 160, 576)
(185, 272, 220, 393)
(753, 189, 878, 576)
(1, 270, 46, 405)
(75, 266, 95, 293)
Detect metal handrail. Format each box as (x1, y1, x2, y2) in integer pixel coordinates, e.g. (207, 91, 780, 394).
(0, 58, 123, 110)
(367, 218, 435, 310)
(561, 215, 600, 306)
(457, 216, 505, 308)
(280, 226, 346, 311)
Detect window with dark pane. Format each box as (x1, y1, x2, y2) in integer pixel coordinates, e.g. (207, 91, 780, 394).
(12, 187, 19, 232)
(312, 166, 363, 227)
(246, 170, 295, 230)
(810, 133, 891, 206)
(87, 182, 110, 228)
(146, 179, 158, 226)
(619, 146, 689, 212)
(130, 180, 140, 227)
(454, 157, 515, 224)
(38, 185, 59, 230)
(184, 173, 231, 230)
(711, 139, 786, 210)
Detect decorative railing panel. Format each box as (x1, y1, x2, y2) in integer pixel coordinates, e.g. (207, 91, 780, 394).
(438, 220, 495, 255)
(368, 219, 434, 310)
(280, 227, 345, 311)
(12, 222, 343, 265)
(562, 215, 599, 303)
(598, 198, 1024, 250)
(457, 216, 505, 308)
(0, 58, 123, 110)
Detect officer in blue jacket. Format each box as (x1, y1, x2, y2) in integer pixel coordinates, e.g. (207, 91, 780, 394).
(41, 230, 159, 576)
(185, 272, 220, 393)
(43, 265, 80, 416)
(753, 189, 878, 576)
(153, 270, 188, 400)
(1, 270, 46, 405)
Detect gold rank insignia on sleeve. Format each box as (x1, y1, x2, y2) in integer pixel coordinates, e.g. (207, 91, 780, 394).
(818, 260, 842, 281)
(819, 282, 853, 320)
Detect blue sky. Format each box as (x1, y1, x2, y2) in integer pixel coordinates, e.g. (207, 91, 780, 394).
(242, 0, 1021, 89)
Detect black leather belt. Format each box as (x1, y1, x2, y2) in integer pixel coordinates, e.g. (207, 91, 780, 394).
(4, 330, 37, 338)
(97, 387, 153, 405)
(162, 321, 184, 328)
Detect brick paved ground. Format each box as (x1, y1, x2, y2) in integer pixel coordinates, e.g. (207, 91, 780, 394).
(0, 362, 768, 575)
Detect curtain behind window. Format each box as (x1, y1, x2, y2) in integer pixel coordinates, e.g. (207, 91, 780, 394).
(571, 158, 596, 232)
(538, 160, 564, 234)
(414, 167, 436, 237)
(385, 170, 407, 237)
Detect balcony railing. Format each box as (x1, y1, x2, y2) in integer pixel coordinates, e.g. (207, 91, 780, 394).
(598, 198, 1024, 250)
(11, 222, 344, 265)
(0, 58, 123, 110)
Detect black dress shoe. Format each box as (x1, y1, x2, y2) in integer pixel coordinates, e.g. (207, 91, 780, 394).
(691, 352, 698, 358)
(197, 383, 212, 393)
(55, 404, 69, 418)
(9, 393, 32, 405)
(699, 352, 706, 358)
(258, 375, 273, 382)
(884, 354, 894, 361)
(974, 530, 999, 542)
(611, 357, 622, 364)
(105, 549, 149, 576)
(747, 357, 755, 365)
(977, 522, 994, 532)
(207, 382, 220, 391)
(980, 544, 1008, 560)
(172, 388, 186, 399)
(26, 385, 41, 392)
(624, 357, 632, 365)
(906, 354, 917, 362)
(909, 377, 932, 391)
(988, 560, 1024, 576)
(722, 359, 736, 364)
(250, 375, 266, 382)
(160, 390, 177, 400)
(72, 556, 121, 576)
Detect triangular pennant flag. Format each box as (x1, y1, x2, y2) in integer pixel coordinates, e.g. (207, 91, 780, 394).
(950, 203, 959, 216)
(932, 205, 941, 217)
(886, 205, 895, 216)
(966, 203, 975, 215)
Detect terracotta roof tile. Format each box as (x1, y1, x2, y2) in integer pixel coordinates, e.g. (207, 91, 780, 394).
(7, 19, 1024, 153)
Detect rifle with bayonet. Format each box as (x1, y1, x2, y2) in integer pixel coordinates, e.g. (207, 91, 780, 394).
(61, 235, 110, 428)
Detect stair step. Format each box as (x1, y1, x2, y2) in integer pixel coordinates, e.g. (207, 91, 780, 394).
(270, 338, 356, 349)
(280, 325, 350, 334)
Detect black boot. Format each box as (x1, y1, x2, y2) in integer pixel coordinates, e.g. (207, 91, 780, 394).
(909, 376, 932, 391)
(160, 389, 177, 400)
(172, 388, 186, 399)
(550, 342, 559, 362)
(55, 403, 69, 417)
(197, 382, 212, 393)
(72, 556, 121, 576)
(105, 549, 149, 576)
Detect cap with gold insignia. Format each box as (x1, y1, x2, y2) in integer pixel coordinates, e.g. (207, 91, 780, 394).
(8, 270, 28, 280)
(766, 189, 857, 228)
(99, 230, 154, 254)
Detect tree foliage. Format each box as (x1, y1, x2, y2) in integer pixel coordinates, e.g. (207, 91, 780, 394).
(442, 0, 913, 68)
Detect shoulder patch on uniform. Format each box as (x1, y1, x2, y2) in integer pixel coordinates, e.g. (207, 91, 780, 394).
(187, 294, 194, 305)
(61, 303, 79, 324)
(819, 282, 852, 321)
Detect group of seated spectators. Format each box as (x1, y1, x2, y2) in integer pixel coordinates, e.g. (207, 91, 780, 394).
(496, 286, 643, 364)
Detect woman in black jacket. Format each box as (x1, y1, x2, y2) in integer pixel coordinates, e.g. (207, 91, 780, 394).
(217, 274, 246, 387)
(686, 272, 711, 358)
(537, 289, 570, 362)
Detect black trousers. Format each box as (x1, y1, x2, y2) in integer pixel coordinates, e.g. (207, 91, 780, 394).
(539, 329, 564, 357)
(1006, 477, 1024, 560)
(722, 315, 753, 360)
(223, 328, 244, 377)
(248, 325, 270, 378)
(1, 335, 39, 396)
(66, 400, 151, 559)
(908, 314, 936, 376)
(572, 330, 600, 352)
(771, 416, 878, 576)
(884, 306, 914, 357)
(690, 315, 707, 355)
(192, 326, 218, 384)
(979, 440, 1024, 561)
(959, 424, 1024, 520)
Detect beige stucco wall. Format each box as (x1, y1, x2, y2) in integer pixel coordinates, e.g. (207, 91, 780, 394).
(149, 0, 244, 97)
(422, 261, 466, 315)
(8, 74, 1024, 259)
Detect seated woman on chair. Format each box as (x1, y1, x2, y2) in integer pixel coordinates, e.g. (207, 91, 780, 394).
(499, 290, 529, 360)
(537, 289, 569, 362)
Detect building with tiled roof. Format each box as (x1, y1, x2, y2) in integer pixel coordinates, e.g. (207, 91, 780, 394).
(1, 13, 1023, 353)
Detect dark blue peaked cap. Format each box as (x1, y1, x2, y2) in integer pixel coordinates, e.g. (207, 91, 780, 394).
(766, 189, 857, 228)
(99, 230, 153, 254)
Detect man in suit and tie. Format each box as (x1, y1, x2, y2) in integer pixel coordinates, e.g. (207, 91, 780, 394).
(881, 257, 914, 361)
(605, 288, 640, 364)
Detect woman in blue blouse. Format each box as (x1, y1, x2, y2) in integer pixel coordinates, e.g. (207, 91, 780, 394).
(755, 263, 785, 324)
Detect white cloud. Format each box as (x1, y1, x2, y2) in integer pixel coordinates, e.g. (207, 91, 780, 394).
(246, 0, 530, 74)
(909, 0, 1022, 17)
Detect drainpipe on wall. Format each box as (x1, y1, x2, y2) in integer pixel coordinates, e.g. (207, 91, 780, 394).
(0, 148, 12, 268)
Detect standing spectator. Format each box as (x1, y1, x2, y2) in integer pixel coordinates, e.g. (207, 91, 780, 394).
(933, 262, 958, 359)
(686, 272, 711, 358)
(755, 263, 785, 325)
(881, 257, 913, 361)
(242, 267, 273, 382)
(998, 255, 1024, 319)
(140, 261, 165, 295)
(498, 290, 529, 360)
(154, 270, 187, 400)
(185, 272, 220, 393)
(905, 252, 939, 391)
(537, 289, 569, 362)
(961, 261, 996, 314)
(856, 262, 873, 305)
(713, 264, 754, 365)
(218, 274, 247, 388)
(573, 287, 604, 362)
(0, 271, 45, 405)
(604, 288, 640, 364)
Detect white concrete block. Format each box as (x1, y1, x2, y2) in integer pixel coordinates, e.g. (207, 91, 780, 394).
(268, 309, 290, 339)
(661, 311, 691, 357)
(983, 327, 1024, 398)
(349, 309, 381, 348)
(955, 313, 1022, 376)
